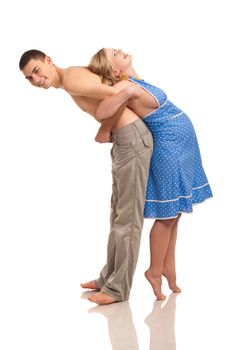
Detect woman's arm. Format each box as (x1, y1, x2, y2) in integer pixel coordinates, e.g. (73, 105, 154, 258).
(95, 85, 142, 121)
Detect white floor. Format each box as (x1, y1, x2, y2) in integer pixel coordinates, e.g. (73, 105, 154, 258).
(1, 197, 232, 350)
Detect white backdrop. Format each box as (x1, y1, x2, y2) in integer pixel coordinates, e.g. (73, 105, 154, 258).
(0, 0, 232, 349)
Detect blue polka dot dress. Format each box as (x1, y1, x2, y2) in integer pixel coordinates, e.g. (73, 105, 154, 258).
(129, 77, 213, 219)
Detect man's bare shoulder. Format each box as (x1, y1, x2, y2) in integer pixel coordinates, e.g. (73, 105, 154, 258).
(61, 64, 119, 101)
(62, 66, 102, 96)
(64, 66, 101, 84)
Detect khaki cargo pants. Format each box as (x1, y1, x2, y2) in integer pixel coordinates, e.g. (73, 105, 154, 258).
(95, 119, 153, 301)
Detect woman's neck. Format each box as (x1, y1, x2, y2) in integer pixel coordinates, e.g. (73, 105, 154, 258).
(121, 68, 140, 80)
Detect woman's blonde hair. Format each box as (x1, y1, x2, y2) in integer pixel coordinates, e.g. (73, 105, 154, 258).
(87, 48, 120, 86)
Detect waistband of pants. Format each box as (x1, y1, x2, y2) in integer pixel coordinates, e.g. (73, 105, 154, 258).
(111, 119, 149, 139)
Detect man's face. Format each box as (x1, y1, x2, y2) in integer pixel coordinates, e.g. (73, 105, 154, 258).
(22, 56, 54, 89)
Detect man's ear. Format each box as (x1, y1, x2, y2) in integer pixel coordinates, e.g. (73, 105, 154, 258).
(45, 56, 53, 65)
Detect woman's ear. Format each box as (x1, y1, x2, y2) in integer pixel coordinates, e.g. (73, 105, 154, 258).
(113, 68, 120, 78)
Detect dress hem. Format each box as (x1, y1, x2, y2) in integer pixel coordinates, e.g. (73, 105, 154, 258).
(144, 196, 213, 220)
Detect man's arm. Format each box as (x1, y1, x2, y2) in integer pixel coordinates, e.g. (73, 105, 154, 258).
(95, 102, 129, 143)
(64, 69, 119, 101)
(94, 84, 142, 142)
(64, 69, 139, 136)
(64, 69, 128, 127)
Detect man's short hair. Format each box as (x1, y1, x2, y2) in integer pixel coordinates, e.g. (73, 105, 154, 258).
(19, 49, 46, 70)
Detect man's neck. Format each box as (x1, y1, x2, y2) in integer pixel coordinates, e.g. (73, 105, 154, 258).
(53, 66, 65, 89)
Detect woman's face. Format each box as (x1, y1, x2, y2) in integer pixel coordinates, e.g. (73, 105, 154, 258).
(105, 48, 132, 74)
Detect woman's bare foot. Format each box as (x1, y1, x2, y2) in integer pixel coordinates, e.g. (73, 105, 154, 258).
(163, 268, 181, 293)
(80, 280, 100, 290)
(145, 270, 166, 300)
(87, 292, 117, 305)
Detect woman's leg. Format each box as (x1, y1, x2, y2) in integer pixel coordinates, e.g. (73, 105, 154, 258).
(163, 214, 181, 293)
(145, 218, 177, 300)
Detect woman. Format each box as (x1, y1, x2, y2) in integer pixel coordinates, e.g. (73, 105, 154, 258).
(86, 48, 213, 300)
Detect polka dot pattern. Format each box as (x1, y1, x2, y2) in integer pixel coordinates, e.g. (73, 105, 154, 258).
(129, 77, 213, 219)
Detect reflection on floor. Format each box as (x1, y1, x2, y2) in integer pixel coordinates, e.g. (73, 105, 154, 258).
(89, 301, 139, 350)
(145, 293, 177, 350)
(83, 290, 177, 350)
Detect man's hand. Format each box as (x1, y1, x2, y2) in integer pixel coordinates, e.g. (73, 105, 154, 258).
(95, 126, 112, 143)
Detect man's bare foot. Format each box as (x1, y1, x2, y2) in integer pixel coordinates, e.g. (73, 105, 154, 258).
(80, 280, 100, 290)
(81, 290, 97, 299)
(163, 269, 181, 293)
(145, 270, 166, 300)
(87, 292, 117, 305)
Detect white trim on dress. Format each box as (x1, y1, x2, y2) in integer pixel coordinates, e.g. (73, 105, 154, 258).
(146, 183, 210, 203)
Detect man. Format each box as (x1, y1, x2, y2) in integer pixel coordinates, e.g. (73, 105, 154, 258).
(19, 49, 153, 305)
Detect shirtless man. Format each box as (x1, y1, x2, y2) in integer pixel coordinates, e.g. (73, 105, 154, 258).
(19, 49, 153, 305)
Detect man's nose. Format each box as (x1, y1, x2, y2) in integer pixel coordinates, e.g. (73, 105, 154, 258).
(32, 74, 41, 84)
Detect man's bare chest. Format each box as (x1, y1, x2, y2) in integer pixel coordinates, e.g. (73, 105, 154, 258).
(71, 95, 99, 118)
